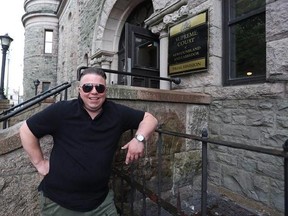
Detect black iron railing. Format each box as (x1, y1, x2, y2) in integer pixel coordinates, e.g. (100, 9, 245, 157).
(0, 82, 71, 129)
(113, 128, 288, 216)
(77, 67, 181, 85)
(102, 68, 181, 86)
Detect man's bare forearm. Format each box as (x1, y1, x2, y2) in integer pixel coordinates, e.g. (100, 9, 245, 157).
(20, 121, 44, 167)
(135, 112, 158, 140)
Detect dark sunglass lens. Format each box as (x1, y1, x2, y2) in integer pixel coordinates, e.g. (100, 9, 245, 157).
(96, 84, 105, 93)
(82, 84, 93, 93)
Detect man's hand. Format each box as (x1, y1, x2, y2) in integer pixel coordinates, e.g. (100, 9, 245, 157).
(34, 159, 50, 176)
(121, 139, 145, 164)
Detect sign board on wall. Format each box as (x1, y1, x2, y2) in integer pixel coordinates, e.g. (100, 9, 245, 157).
(168, 11, 208, 76)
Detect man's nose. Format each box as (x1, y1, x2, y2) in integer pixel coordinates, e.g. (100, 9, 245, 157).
(91, 86, 98, 94)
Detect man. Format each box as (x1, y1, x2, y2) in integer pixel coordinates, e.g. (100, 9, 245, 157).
(19, 67, 158, 215)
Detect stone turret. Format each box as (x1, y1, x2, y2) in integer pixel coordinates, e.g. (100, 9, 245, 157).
(22, 0, 60, 100)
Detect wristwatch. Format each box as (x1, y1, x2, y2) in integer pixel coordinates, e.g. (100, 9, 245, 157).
(135, 134, 146, 143)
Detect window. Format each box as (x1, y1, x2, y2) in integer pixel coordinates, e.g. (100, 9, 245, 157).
(134, 36, 158, 69)
(42, 82, 51, 92)
(44, 30, 53, 54)
(223, 0, 266, 85)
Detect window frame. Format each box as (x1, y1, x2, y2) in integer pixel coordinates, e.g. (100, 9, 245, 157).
(44, 29, 53, 54)
(42, 81, 51, 92)
(223, 0, 266, 86)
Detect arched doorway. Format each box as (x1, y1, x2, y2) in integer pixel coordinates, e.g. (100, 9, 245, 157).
(118, 1, 159, 88)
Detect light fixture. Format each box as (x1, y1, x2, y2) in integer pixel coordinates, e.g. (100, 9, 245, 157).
(246, 71, 253, 76)
(0, 33, 13, 99)
(0, 34, 13, 49)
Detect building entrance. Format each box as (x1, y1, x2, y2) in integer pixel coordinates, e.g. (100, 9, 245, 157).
(117, 1, 159, 88)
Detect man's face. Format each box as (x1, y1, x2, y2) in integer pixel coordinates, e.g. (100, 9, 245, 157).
(79, 73, 106, 113)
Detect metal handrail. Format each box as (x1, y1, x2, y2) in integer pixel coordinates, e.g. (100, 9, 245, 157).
(113, 128, 288, 216)
(0, 82, 70, 116)
(0, 82, 72, 128)
(103, 68, 181, 85)
(77, 67, 181, 85)
(158, 128, 288, 158)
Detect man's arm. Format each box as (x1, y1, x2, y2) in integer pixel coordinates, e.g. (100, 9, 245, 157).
(122, 112, 158, 164)
(19, 121, 49, 176)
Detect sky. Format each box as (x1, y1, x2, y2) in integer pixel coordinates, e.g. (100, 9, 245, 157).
(0, 0, 25, 96)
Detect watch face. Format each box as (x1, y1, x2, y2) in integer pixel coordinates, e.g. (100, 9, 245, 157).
(136, 134, 145, 142)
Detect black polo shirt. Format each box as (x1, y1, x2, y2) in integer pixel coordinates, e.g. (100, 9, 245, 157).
(26, 98, 145, 212)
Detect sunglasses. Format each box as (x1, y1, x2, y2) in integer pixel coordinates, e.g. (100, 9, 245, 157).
(81, 83, 106, 93)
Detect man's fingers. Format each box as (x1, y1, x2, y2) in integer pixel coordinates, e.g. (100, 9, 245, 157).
(125, 152, 131, 164)
(125, 153, 145, 164)
(121, 144, 128, 150)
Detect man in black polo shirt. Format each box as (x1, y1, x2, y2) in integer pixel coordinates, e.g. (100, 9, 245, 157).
(19, 67, 158, 215)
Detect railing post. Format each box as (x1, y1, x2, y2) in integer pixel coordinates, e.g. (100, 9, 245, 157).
(142, 140, 149, 216)
(201, 128, 208, 216)
(130, 163, 135, 216)
(283, 140, 288, 216)
(130, 129, 135, 216)
(157, 127, 163, 216)
(3, 119, 7, 129)
(64, 88, 68, 100)
(142, 171, 146, 216)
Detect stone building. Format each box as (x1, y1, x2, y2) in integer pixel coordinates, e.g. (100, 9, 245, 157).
(18, 0, 288, 214)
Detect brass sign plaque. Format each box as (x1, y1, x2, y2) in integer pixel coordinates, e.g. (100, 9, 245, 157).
(168, 11, 208, 76)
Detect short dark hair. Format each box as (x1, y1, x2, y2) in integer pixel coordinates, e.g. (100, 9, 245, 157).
(77, 66, 107, 81)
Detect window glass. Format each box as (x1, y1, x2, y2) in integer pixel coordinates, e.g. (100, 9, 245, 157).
(230, 13, 265, 79)
(234, 0, 266, 17)
(224, 0, 266, 85)
(45, 30, 53, 54)
(134, 36, 158, 69)
(42, 82, 51, 92)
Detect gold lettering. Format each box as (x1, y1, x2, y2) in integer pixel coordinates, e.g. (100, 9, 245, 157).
(177, 37, 196, 47)
(169, 58, 206, 74)
(175, 31, 198, 42)
(172, 46, 202, 58)
(174, 51, 200, 61)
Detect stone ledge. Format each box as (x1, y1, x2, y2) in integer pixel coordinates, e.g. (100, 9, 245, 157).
(0, 122, 23, 155)
(0, 99, 11, 109)
(107, 85, 211, 104)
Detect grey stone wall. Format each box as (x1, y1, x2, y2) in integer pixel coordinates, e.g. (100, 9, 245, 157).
(206, 0, 287, 212)
(170, 0, 287, 213)
(57, 0, 81, 85)
(266, 0, 288, 81)
(208, 98, 285, 213)
(22, 0, 59, 99)
(24, 0, 59, 13)
(57, 0, 104, 85)
(147, 0, 287, 213)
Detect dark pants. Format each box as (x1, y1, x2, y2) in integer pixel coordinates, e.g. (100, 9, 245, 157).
(40, 190, 119, 216)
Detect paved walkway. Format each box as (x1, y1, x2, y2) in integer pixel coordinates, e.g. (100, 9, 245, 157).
(117, 191, 267, 215)
(196, 195, 258, 215)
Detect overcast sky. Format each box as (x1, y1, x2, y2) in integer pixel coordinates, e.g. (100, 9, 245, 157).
(0, 0, 25, 95)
